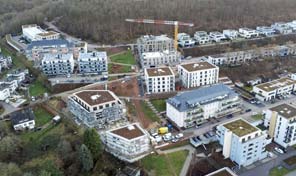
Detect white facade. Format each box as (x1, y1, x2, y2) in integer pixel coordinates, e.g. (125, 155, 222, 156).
(177, 33, 195, 47)
(136, 35, 174, 55)
(103, 123, 151, 163)
(216, 119, 271, 167)
(140, 50, 181, 68)
(209, 31, 226, 42)
(253, 77, 296, 101)
(178, 61, 219, 89)
(272, 22, 293, 34)
(256, 26, 276, 36)
(0, 80, 18, 101)
(166, 84, 241, 128)
(264, 104, 296, 148)
(238, 28, 259, 39)
(78, 51, 108, 74)
(287, 21, 296, 31)
(41, 53, 74, 76)
(223, 30, 239, 40)
(13, 120, 35, 131)
(22, 24, 59, 42)
(194, 31, 210, 45)
(144, 67, 175, 94)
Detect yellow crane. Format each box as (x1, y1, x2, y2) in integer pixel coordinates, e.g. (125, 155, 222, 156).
(125, 18, 194, 50)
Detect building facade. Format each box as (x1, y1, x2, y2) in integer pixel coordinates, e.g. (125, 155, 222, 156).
(238, 28, 259, 39)
(103, 123, 151, 163)
(178, 61, 219, 89)
(216, 119, 271, 167)
(68, 90, 125, 128)
(194, 31, 210, 44)
(166, 84, 241, 128)
(144, 67, 175, 94)
(253, 77, 296, 102)
(78, 51, 108, 74)
(41, 53, 74, 76)
(10, 108, 35, 131)
(140, 50, 181, 68)
(264, 104, 296, 148)
(136, 35, 174, 55)
(22, 24, 59, 42)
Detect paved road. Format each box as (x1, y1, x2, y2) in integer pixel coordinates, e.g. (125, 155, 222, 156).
(285, 170, 296, 176)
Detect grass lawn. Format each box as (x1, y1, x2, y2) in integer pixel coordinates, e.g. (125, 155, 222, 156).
(269, 166, 295, 176)
(108, 63, 132, 74)
(20, 123, 59, 143)
(243, 85, 253, 92)
(34, 107, 53, 126)
(110, 50, 136, 65)
(151, 99, 166, 112)
(29, 80, 48, 96)
(141, 150, 188, 176)
(251, 114, 264, 121)
(141, 101, 160, 122)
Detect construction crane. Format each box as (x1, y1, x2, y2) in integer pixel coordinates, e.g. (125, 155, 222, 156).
(125, 18, 194, 50)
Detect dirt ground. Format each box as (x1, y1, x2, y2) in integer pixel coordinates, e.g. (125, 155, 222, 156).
(53, 83, 90, 94)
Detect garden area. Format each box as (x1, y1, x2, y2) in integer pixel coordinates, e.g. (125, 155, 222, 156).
(141, 101, 160, 123)
(110, 50, 136, 65)
(108, 63, 133, 74)
(251, 114, 264, 121)
(33, 107, 53, 126)
(151, 99, 166, 112)
(141, 150, 188, 176)
(29, 80, 49, 97)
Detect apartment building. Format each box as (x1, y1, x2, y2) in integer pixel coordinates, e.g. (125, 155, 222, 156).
(223, 29, 239, 40)
(73, 42, 88, 59)
(78, 51, 108, 74)
(287, 20, 296, 31)
(6, 69, 28, 84)
(216, 119, 271, 167)
(178, 61, 219, 89)
(253, 77, 296, 101)
(140, 50, 181, 68)
(238, 28, 259, 39)
(68, 90, 125, 128)
(22, 24, 59, 42)
(209, 31, 226, 43)
(0, 80, 18, 101)
(41, 53, 74, 76)
(256, 26, 276, 37)
(26, 39, 74, 61)
(0, 53, 12, 73)
(144, 67, 175, 94)
(166, 84, 241, 128)
(177, 33, 195, 47)
(264, 104, 296, 148)
(194, 31, 210, 45)
(103, 123, 151, 163)
(136, 35, 174, 55)
(272, 22, 293, 34)
(10, 108, 35, 131)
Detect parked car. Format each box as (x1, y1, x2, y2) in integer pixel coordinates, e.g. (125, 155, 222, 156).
(245, 109, 252, 112)
(226, 114, 233, 119)
(274, 147, 284, 154)
(172, 138, 179, 143)
(176, 133, 184, 139)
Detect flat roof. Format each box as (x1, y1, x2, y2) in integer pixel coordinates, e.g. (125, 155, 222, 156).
(78, 51, 107, 61)
(270, 104, 296, 119)
(255, 77, 296, 92)
(73, 90, 116, 106)
(223, 119, 258, 137)
(146, 67, 174, 77)
(180, 61, 217, 72)
(43, 53, 73, 61)
(206, 167, 238, 176)
(37, 31, 59, 37)
(111, 124, 145, 140)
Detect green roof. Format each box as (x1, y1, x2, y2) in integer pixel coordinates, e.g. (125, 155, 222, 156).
(223, 119, 258, 137)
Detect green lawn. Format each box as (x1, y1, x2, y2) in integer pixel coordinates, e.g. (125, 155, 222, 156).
(110, 50, 136, 65)
(251, 114, 264, 121)
(29, 80, 48, 96)
(20, 123, 59, 143)
(34, 107, 53, 126)
(141, 150, 188, 176)
(243, 85, 253, 92)
(269, 166, 294, 176)
(151, 99, 166, 112)
(141, 101, 160, 122)
(108, 63, 132, 74)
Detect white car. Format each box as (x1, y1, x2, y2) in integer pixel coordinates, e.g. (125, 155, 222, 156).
(274, 147, 284, 154)
(176, 133, 184, 139)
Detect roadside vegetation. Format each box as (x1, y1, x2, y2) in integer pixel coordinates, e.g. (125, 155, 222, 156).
(141, 101, 161, 123)
(110, 50, 136, 65)
(108, 63, 132, 74)
(151, 99, 166, 112)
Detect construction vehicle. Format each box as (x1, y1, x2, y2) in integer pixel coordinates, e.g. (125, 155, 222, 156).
(125, 18, 194, 50)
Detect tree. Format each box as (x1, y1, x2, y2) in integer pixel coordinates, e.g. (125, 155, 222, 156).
(0, 136, 21, 160)
(0, 162, 22, 176)
(83, 128, 102, 160)
(79, 144, 93, 172)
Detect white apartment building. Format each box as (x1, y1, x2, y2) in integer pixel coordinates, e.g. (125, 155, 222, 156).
(68, 90, 125, 128)
(140, 50, 181, 68)
(209, 31, 226, 43)
(136, 35, 174, 55)
(272, 22, 293, 34)
(144, 67, 175, 94)
(22, 24, 59, 42)
(166, 84, 241, 128)
(78, 51, 108, 74)
(256, 26, 276, 37)
(103, 123, 151, 163)
(253, 77, 296, 102)
(264, 104, 296, 148)
(41, 53, 74, 76)
(216, 119, 271, 167)
(194, 31, 210, 45)
(0, 80, 18, 101)
(177, 33, 195, 47)
(287, 20, 296, 31)
(178, 61, 219, 89)
(223, 30, 239, 40)
(10, 108, 35, 131)
(238, 28, 259, 39)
